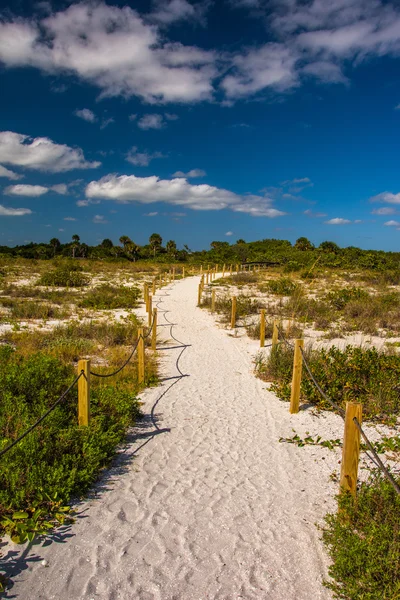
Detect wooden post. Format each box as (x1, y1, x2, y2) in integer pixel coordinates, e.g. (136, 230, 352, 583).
(222, 263, 226, 277)
(138, 328, 145, 385)
(211, 289, 216, 312)
(231, 296, 237, 329)
(340, 402, 362, 496)
(260, 309, 265, 348)
(151, 308, 157, 351)
(289, 339, 304, 414)
(148, 295, 152, 326)
(173, 267, 175, 281)
(152, 279, 156, 295)
(159, 273, 162, 286)
(206, 271, 209, 285)
(143, 282, 148, 305)
(229, 264, 233, 276)
(272, 319, 279, 348)
(200, 264, 203, 274)
(198, 283, 202, 306)
(145, 288, 150, 313)
(78, 359, 90, 426)
(182, 266, 185, 278)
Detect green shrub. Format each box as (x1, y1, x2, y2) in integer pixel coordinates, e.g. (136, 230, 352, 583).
(257, 344, 400, 422)
(266, 277, 299, 296)
(326, 287, 370, 310)
(324, 478, 400, 599)
(37, 265, 89, 287)
(80, 284, 140, 310)
(0, 299, 68, 320)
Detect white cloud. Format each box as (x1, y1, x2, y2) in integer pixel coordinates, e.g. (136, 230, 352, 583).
(225, 231, 233, 236)
(0, 131, 100, 173)
(126, 147, 165, 166)
(165, 113, 179, 120)
(85, 173, 286, 217)
(4, 184, 48, 196)
(0, 3, 216, 104)
(137, 114, 165, 130)
(0, 165, 23, 180)
(384, 220, 400, 227)
(58, 228, 64, 232)
(324, 217, 351, 225)
(149, 0, 209, 26)
(100, 117, 115, 130)
(370, 191, 400, 204)
(51, 183, 68, 194)
(74, 108, 97, 123)
(0, 204, 32, 216)
(144, 211, 159, 216)
(93, 214, 108, 223)
(221, 44, 298, 98)
(304, 208, 328, 217)
(64, 216, 77, 221)
(173, 169, 206, 178)
(371, 206, 397, 215)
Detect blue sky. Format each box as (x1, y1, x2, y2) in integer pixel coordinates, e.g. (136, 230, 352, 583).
(2, 0, 400, 250)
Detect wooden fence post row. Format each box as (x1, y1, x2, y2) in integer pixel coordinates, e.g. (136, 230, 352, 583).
(138, 327, 145, 385)
(289, 339, 304, 414)
(231, 296, 237, 329)
(260, 309, 265, 348)
(340, 402, 362, 497)
(78, 359, 90, 426)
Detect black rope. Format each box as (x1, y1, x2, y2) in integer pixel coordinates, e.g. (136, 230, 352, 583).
(353, 417, 400, 496)
(90, 312, 157, 378)
(299, 346, 346, 418)
(0, 372, 83, 458)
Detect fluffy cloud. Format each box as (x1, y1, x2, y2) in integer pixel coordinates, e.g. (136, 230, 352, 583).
(384, 220, 400, 227)
(371, 206, 397, 215)
(225, 231, 233, 236)
(4, 184, 49, 197)
(0, 165, 23, 180)
(324, 217, 351, 224)
(0, 3, 216, 104)
(74, 108, 97, 123)
(304, 208, 328, 217)
(0, 131, 100, 173)
(126, 147, 165, 166)
(85, 174, 286, 217)
(93, 214, 108, 223)
(137, 114, 165, 130)
(64, 216, 77, 221)
(0, 204, 32, 216)
(149, 0, 208, 26)
(370, 191, 400, 204)
(173, 169, 206, 178)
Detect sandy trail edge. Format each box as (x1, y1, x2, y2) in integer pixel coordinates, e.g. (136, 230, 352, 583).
(3, 276, 341, 600)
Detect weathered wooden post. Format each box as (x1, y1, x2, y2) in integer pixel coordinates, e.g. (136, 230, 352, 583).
(211, 289, 216, 312)
(198, 283, 202, 306)
(143, 282, 148, 305)
(152, 278, 156, 296)
(272, 319, 279, 348)
(340, 402, 362, 496)
(138, 328, 145, 385)
(78, 359, 90, 426)
(222, 263, 226, 277)
(290, 339, 304, 414)
(182, 266, 185, 278)
(148, 295, 152, 326)
(231, 296, 237, 329)
(173, 267, 175, 281)
(151, 308, 157, 351)
(200, 264, 203, 274)
(229, 264, 233, 276)
(159, 273, 162, 286)
(206, 271, 209, 285)
(260, 309, 266, 348)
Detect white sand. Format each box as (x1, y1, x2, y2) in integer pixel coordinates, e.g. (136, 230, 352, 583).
(4, 275, 343, 600)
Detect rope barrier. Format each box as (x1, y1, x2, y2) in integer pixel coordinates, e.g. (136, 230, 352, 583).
(0, 371, 84, 458)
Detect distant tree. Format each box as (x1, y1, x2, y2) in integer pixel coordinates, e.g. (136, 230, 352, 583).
(149, 233, 162, 257)
(71, 234, 80, 258)
(119, 235, 132, 248)
(49, 237, 61, 257)
(166, 240, 177, 258)
(319, 240, 340, 254)
(210, 241, 229, 250)
(236, 239, 246, 245)
(125, 241, 140, 261)
(295, 237, 314, 251)
(101, 238, 113, 249)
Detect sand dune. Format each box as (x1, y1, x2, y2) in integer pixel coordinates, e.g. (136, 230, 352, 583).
(5, 275, 342, 599)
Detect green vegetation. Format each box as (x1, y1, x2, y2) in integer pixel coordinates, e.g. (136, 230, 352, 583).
(323, 479, 400, 599)
(256, 344, 400, 423)
(37, 263, 90, 287)
(79, 284, 140, 310)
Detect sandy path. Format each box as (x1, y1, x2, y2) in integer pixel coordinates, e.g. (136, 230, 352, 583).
(5, 276, 340, 600)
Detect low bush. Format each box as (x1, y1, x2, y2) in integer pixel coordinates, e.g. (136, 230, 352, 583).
(37, 264, 89, 287)
(257, 344, 400, 422)
(323, 478, 400, 599)
(265, 277, 299, 296)
(0, 299, 68, 320)
(80, 284, 140, 310)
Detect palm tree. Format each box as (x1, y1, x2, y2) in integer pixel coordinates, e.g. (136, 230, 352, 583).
(71, 234, 80, 258)
(49, 237, 61, 257)
(149, 233, 162, 257)
(166, 240, 177, 258)
(119, 235, 132, 249)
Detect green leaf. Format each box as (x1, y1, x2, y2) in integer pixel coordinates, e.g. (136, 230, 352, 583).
(12, 511, 28, 520)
